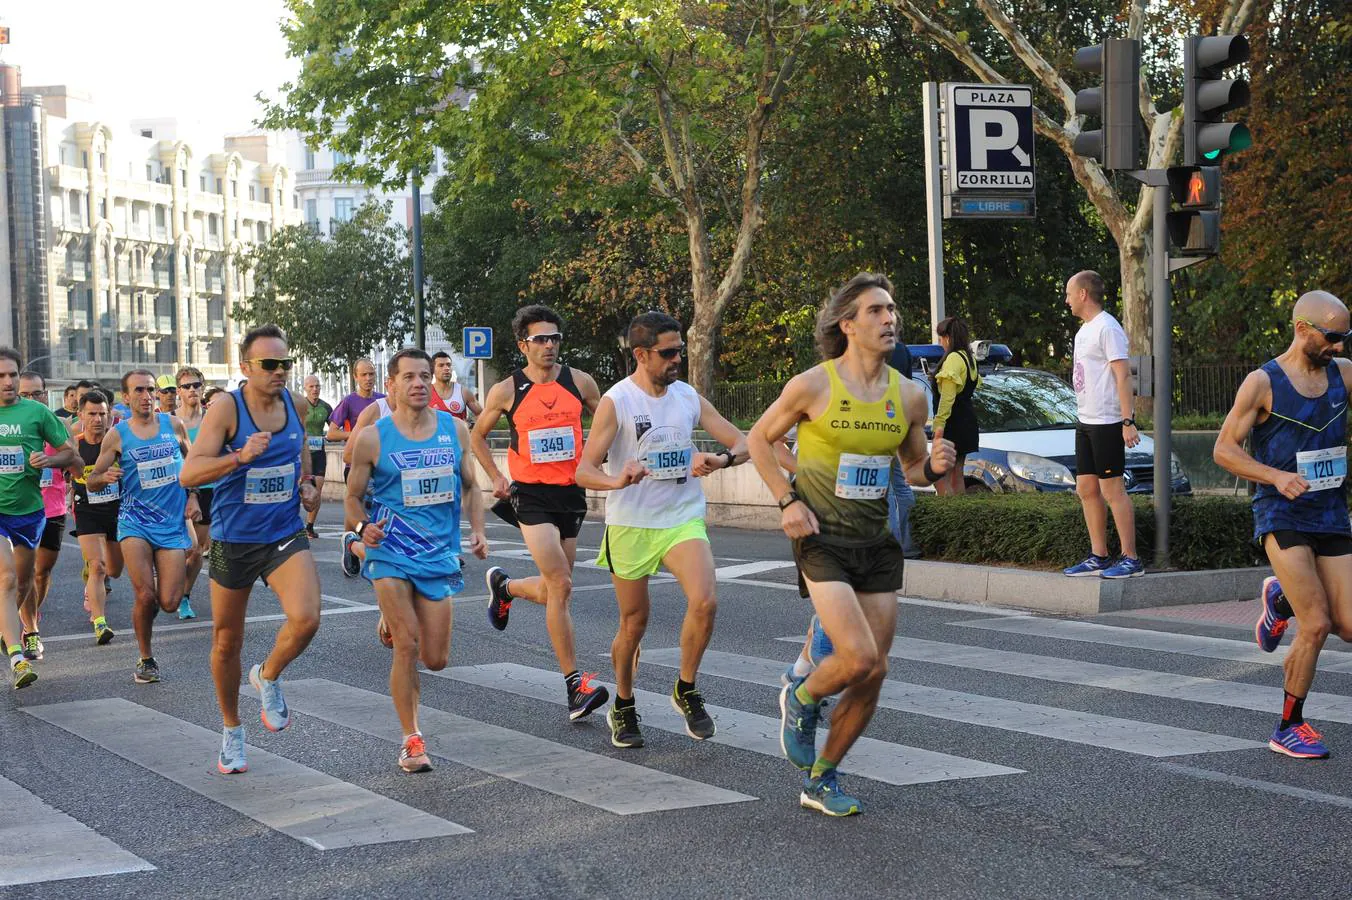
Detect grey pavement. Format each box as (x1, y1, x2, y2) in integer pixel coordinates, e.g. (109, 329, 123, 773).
(1, 505, 1349, 899)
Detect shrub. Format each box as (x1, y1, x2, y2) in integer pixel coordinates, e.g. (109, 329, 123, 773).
(910, 492, 1262, 571)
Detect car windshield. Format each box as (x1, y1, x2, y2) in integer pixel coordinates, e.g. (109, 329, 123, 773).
(918, 369, 1078, 431)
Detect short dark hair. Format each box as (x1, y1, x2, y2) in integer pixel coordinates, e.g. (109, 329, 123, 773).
(936, 316, 973, 360)
(1073, 270, 1106, 306)
(18, 370, 45, 388)
(240, 324, 287, 361)
(513, 304, 563, 341)
(64, 385, 77, 396)
(75, 379, 97, 391)
(815, 272, 894, 360)
(176, 366, 204, 383)
(121, 368, 156, 394)
(80, 389, 109, 408)
(431, 350, 452, 362)
(388, 347, 432, 379)
(0, 347, 20, 371)
(626, 311, 682, 350)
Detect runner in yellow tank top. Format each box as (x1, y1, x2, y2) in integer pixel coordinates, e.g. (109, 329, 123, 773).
(748, 272, 956, 817)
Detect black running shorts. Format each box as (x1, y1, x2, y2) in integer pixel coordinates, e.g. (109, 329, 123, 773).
(310, 450, 328, 479)
(210, 531, 310, 590)
(792, 534, 905, 599)
(1075, 421, 1127, 480)
(194, 487, 214, 527)
(1266, 530, 1352, 557)
(39, 516, 66, 552)
(73, 507, 119, 541)
(510, 482, 588, 540)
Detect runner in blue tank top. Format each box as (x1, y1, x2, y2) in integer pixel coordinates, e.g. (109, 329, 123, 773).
(175, 365, 211, 621)
(86, 370, 200, 686)
(181, 324, 321, 775)
(346, 348, 487, 773)
(1215, 290, 1352, 760)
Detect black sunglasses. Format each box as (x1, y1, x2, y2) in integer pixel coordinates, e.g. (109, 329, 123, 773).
(246, 357, 296, 372)
(1297, 317, 1350, 345)
(523, 333, 563, 345)
(178, 381, 203, 390)
(649, 345, 685, 360)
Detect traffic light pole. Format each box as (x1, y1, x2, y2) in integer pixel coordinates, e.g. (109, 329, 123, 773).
(1150, 176, 1172, 570)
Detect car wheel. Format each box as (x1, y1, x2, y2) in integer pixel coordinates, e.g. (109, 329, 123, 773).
(964, 479, 993, 495)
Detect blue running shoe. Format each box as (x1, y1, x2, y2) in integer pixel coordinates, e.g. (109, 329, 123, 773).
(1269, 722, 1329, 759)
(808, 615, 834, 666)
(1063, 554, 1111, 577)
(1101, 556, 1145, 579)
(800, 768, 861, 817)
(249, 664, 290, 732)
(341, 532, 361, 578)
(218, 725, 248, 774)
(178, 596, 196, 620)
(1255, 576, 1291, 653)
(779, 678, 820, 770)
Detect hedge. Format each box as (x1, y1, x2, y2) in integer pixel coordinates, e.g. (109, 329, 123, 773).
(909, 492, 1263, 572)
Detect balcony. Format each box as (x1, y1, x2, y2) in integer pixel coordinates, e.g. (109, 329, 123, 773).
(48, 165, 88, 189)
(61, 261, 90, 282)
(295, 168, 334, 185)
(208, 320, 225, 337)
(58, 310, 91, 331)
(156, 316, 174, 333)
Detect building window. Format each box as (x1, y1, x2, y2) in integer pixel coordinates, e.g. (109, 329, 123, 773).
(181, 169, 188, 187)
(82, 151, 89, 168)
(209, 215, 218, 237)
(141, 129, 153, 138)
(304, 148, 316, 169)
(216, 177, 223, 194)
(304, 199, 318, 228)
(248, 184, 256, 201)
(155, 206, 166, 228)
(146, 163, 153, 181)
(334, 197, 354, 223)
(263, 187, 271, 204)
(200, 175, 207, 191)
(293, 193, 299, 209)
(429, 153, 439, 175)
(98, 199, 107, 219)
(98, 152, 106, 170)
(257, 223, 267, 243)
(332, 150, 350, 167)
(231, 181, 237, 197)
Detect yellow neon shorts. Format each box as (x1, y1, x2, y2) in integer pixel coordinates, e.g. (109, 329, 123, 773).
(596, 518, 708, 581)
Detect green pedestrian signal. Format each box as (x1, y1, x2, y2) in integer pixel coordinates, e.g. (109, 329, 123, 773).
(1183, 35, 1252, 166)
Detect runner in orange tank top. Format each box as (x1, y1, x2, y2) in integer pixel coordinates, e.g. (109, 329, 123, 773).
(470, 305, 610, 721)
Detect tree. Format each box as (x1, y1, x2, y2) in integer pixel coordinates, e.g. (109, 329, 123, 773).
(884, 0, 1258, 353)
(261, 0, 858, 393)
(236, 202, 411, 378)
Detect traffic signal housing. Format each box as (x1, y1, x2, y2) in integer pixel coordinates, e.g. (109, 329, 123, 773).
(1166, 166, 1222, 256)
(1072, 38, 1142, 170)
(1183, 35, 1252, 166)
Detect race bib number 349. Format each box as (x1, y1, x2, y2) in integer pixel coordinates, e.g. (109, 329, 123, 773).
(528, 426, 576, 463)
(1297, 446, 1347, 492)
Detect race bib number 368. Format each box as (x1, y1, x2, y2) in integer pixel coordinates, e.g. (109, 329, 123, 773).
(244, 464, 296, 504)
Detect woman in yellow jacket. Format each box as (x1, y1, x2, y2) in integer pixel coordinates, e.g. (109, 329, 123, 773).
(929, 316, 981, 496)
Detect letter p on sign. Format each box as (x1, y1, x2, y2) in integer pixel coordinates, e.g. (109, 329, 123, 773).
(463, 327, 493, 359)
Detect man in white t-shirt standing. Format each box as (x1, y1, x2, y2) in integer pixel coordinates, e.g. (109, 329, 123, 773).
(1062, 270, 1145, 579)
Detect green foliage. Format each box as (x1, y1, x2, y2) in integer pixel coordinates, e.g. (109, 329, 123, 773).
(910, 492, 1262, 571)
(235, 202, 411, 378)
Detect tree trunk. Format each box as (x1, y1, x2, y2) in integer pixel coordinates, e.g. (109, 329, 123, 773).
(685, 215, 718, 395)
(1119, 229, 1150, 356)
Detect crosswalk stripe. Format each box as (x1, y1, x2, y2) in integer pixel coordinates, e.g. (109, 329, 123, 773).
(869, 635, 1352, 725)
(274, 678, 753, 814)
(686, 648, 1263, 757)
(0, 775, 155, 887)
(438, 663, 1022, 786)
(23, 699, 472, 849)
(956, 615, 1352, 674)
(714, 560, 797, 579)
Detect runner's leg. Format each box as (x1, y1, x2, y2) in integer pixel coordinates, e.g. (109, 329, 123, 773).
(210, 582, 251, 727)
(818, 590, 896, 764)
(375, 577, 423, 736)
(11, 544, 36, 634)
(610, 575, 650, 699)
(78, 534, 109, 621)
(31, 545, 60, 620)
(153, 548, 187, 613)
(185, 521, 209, 598)
(1264, 536, 1331, 699)
(257, 550, 321, 680)
(121, 538, 159, 659)
(0, 541, 26, 653)
(800, 579, 876, 701)
(519, 523, 578, 673)
(662, 538, 717, 684)
(1318, 552, 1352, 644)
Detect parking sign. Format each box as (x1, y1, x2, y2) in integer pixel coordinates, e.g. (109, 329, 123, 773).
(462, 327, 493, 359)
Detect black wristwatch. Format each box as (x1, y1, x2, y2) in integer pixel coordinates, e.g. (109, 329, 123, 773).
(778, 490, 803, 511)
(720, 450, 736, 469)
(1122, 418, 1137, 428)
(356, 520, 369, 538)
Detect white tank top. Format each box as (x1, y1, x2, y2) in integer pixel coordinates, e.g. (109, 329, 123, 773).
(603, 377, 705, 528)
(376, 397, 392, 419)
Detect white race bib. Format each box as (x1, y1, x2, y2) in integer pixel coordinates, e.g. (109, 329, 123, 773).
(88, 480, 120, 504)
(136, 458, 178, 490)
(644, 442, 693, 481)
(834, 453, 891, 500)
(39, 467, 54, 488)
(1297, 446, 1346, 492)
(400, 464, 458, 507)
(307, 435, 325, 452)
(527, 426, 576, 463)
(0, 445, 24, 476)
(244, 464, 295, 504)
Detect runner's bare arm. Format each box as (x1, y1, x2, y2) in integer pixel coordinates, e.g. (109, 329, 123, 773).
(1213, 369, 1304, 496)
(469, 378, 513, 486)
(343, 403, 380, 467)
(34, 411, 78, 470)
(465, 389, 483, 418)
(899, 381, 955, 486)
(575, 371, 603, 416)
(576, 396, 644, 491)
(85, 429, 123, 490)
(695, 396, 749, 476)
(170, 417, 202, 522)
(181, 395, 253, 487)
(748, 370, 821, 503)
(457, 418, 488, 558)
(343, 425, 379, 535)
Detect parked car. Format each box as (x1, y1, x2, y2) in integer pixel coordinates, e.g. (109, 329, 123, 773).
(908, 345, 1191, 496)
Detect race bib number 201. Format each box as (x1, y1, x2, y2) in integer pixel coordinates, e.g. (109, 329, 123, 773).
(1297, 446, 1347, 492)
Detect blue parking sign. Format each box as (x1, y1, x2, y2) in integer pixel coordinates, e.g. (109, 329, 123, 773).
(462, 327, 493, 359)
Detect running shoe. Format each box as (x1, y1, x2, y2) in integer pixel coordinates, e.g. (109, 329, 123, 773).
(779, 677, 820, 770)
(398, 733, 433, 773)
(1255, 576, 1291, 653)
(1101, 556, 1146, 579)
(178, 597, 196, 620)
(250, 663, 291, 732)
(12, 658, 37, 690)
(568, 672, 609, 721)
(218, 725, 248, 774)
(671, 683, 716, 739)
(807, 615, 834, 666)
(485, 566, 512, 631)
(94, 621, 115, 645)
(607, 704, 644, 749)
(1269, 722, 1330, 759)
(800, 768, 861, 817)
(341, 532, 361, 577)
(305, 523, 319, 540)
(1063, 554, 1111, 577)
(21, 631, 41, 661)
(134, 657, 161, 684)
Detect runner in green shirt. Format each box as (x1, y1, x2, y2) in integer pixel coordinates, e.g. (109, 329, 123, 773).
(296, 374, 334, 539)
(0, 348, 77, 689)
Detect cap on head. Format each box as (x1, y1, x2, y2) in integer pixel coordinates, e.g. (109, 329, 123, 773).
(156, 374, 177, 390)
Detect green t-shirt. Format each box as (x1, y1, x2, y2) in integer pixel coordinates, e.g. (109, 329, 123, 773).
(303, 398, 334, 437)
(0, 399, 71, 516)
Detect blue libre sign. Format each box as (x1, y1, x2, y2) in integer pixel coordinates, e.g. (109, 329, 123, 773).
(954, 197, 1035, 217)
(462, 327, 493, 359)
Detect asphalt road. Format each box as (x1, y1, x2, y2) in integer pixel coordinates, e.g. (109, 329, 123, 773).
(3, 504, 1350, 899)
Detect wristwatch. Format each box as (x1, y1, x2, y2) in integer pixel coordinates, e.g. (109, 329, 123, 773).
(356, 520, 369, 538)
(1122, 418, 1137, 427)
(778, 490, 803, 511)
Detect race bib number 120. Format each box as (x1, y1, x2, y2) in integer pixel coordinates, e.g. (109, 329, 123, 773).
(1297, 446, 1347, 492)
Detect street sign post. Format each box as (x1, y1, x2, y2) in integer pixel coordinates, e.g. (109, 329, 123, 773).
(463, 326, 493, 399)
(942, 83, 1037, 219)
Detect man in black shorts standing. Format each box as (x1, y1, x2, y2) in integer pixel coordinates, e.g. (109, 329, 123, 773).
(1061, 270, 1143, 579)
(471, 305, 610, 720)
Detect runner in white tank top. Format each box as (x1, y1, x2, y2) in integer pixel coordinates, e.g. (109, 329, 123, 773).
(576, 312, 748, 750)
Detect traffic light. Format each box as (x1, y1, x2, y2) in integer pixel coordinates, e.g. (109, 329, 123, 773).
(1166, 166, 1222, 256)
(1183, 35, 1252, 166)
(1072, 38, 1142, 170)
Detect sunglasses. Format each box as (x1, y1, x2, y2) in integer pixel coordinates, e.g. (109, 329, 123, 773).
(246, 357, 296, 372)
(18, 391, 45, 400)
(646, 345, 685, 360)
(523, 333, 563, 346)
(178, 381, 203, 391)
(158, 387, 178, 393)
(1296, 316, 1350, 345)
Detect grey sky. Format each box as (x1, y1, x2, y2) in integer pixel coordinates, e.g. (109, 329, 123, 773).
(1, 1, 299, 137)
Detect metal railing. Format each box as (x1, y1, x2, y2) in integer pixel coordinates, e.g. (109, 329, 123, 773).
(1173, 363, 1257, 418)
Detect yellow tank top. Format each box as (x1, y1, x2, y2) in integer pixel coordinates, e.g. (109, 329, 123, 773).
(795, 360, 909, 545)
